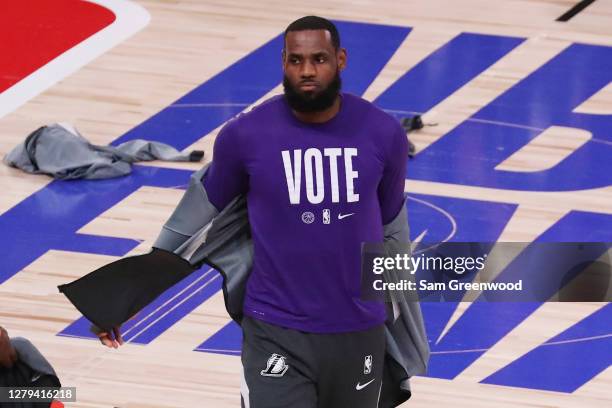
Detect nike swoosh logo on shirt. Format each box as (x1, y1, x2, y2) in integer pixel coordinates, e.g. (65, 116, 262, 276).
(337, 213, 355, 220)
(355, 378, 375, 391)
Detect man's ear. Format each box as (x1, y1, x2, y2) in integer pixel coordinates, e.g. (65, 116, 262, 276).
(337, 47, 347, 71)
(281, 49, 286, 66)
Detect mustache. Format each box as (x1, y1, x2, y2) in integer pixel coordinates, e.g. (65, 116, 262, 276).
(283, 72, 341, 113)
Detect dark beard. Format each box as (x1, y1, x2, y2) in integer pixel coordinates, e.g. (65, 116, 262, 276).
(283, 71, 342, 113)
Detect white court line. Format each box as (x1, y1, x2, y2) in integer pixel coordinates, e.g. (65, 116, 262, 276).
(122, 267, 215, 339)
(126, 273, 222, 342)
(406, 195, 457, 251)
(541, 333, 612, 347)
(592, 138, 612, 147)
(431, 348, 489, 355)
(196, 347, 241, 354)
(0, 0, 150, 119)
(429, 332, 612, 355)
(170, 103, 252, 108)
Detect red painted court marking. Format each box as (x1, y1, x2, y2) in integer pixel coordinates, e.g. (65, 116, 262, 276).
(0, 0, 115, 92)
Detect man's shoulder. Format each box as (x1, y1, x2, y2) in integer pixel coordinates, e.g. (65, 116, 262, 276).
(344, 93, 402, 133)
(227, 95, 284, 127)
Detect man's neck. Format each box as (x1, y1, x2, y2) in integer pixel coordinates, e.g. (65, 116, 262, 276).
(291, 94, 342, 124)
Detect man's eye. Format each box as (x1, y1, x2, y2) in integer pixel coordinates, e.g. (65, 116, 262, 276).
(316, 57, 326, 63)
(290, 58, 300, 64)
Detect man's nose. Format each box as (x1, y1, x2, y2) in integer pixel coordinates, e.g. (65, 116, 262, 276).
(300, 60, 316, 78)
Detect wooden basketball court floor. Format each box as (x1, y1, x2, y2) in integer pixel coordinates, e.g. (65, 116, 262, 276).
(0, 0, 611, 406)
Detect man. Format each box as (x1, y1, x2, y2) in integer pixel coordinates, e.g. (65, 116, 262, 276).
(1, 326, 63, 407)
(97, 16, 413, 407)
(204, 16, 407, 407)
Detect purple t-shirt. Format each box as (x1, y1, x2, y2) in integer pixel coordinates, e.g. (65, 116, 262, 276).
(203, 92, 408, 333)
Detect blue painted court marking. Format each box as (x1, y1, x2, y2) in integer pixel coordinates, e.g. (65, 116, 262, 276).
(333, 21, 411, 96)
(128, 271, 222, 344)
(424, 210, 612, 381)
(406, 42, 612, 191)
(408, 193, 515, 305)
(375, 32, 525, 115)
(426, 302, 545, 379)
(195, 320, 242, 356)
(481, 303, 612, 393)
(110, 34, 284, 150)
(472, 211, 612, 303)
(408, 194, 517, 362)
(121, 267, 217, 342)
(0, 166, 192, 285)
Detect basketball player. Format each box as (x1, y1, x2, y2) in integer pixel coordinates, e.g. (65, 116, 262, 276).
(97, 15, 411, 407)
(205, 16, 407, 407)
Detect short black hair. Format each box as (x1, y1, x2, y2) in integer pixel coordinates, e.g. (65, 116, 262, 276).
(284, 16, 340, 50)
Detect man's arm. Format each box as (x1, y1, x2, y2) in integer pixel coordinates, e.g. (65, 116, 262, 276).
(0, 326, 18, 368)
(202, 120, 249, 211)
(378, 123, 409, 225)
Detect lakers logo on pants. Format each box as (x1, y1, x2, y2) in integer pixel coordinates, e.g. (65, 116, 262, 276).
(241, 316, 385, 408)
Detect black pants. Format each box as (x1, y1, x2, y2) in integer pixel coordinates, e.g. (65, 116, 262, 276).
(241, 316, 386, 408)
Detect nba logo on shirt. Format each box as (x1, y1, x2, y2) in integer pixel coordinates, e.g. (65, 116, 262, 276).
(364, 355, 372, 375)
(323, 209, 331, 224)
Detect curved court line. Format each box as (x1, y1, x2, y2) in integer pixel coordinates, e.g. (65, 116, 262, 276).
(0, 0, 150, 119)
(405, 195, 457, 252)
(385, 108, 612, 150)
(383, 108, 547, 133)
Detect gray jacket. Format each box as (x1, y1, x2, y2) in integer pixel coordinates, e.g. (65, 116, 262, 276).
(154, 166, 430, 407)
(10, 337, 59, 381)
(3, 123, 203, 179)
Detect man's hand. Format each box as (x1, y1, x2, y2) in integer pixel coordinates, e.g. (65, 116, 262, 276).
(92, 326, 124, 349)
(0, 326, 18, 368)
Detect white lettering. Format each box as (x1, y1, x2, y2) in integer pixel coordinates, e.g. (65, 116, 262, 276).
(282, 149, 302, 204)
(324, 148, 342, 203)
(304, 148, 324, 204)
(281, 147, 359, 205)
(344, 148, 359, 202)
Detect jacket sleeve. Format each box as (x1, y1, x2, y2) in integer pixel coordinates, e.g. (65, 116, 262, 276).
(154, 165, 220, 259)
(379, 196, 430, 407)
(155, 164, 253, 322)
